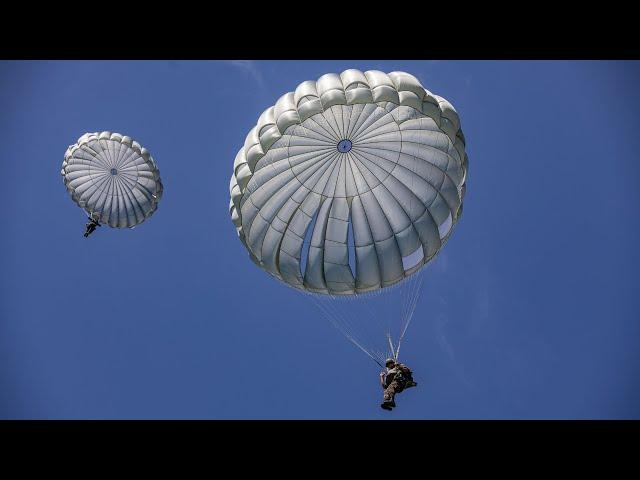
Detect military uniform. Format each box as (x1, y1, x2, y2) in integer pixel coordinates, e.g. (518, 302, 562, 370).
(381, 363, 416, 408)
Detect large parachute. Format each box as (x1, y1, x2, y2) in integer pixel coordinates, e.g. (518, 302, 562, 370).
(62, 131, 163, 229)
(230, 69, 468, 365)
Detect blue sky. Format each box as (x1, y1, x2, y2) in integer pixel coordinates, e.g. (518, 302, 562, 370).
(0, 60, 638, 419)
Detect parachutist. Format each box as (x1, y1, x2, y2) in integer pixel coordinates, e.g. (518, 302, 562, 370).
(62, 132, 163, 234)
(379, 358, 417, 411)
(229, 70, 467, 395)
(84, 216, 101, 237)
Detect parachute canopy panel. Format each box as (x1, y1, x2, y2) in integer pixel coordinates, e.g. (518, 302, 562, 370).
(62, 131, 163, 228)
(229, 69, 468, 295)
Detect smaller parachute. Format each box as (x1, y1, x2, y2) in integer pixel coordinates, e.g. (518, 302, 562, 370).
(61, 131, 163, 229)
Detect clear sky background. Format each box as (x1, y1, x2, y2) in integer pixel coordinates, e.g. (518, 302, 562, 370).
(0, 60, 638, 419)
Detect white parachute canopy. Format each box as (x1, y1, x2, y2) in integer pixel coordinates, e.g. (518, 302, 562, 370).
(229, 69, 468, 365)
(62, 131, 163, 228)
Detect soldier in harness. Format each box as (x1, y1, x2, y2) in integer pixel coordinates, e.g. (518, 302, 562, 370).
(379, 358, 418, 411)
(84, 215, 101, 238)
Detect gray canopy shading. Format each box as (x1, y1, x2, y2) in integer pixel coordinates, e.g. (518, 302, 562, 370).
(230, 70, 468, 296)
(62, 131, 163, 228)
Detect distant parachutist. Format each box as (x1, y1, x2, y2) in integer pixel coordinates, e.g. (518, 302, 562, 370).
(62, 131, 163, 236)
(83, 215, 102, 238)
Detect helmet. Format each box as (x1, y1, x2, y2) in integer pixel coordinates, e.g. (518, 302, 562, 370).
(385, 358, 396, 367)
